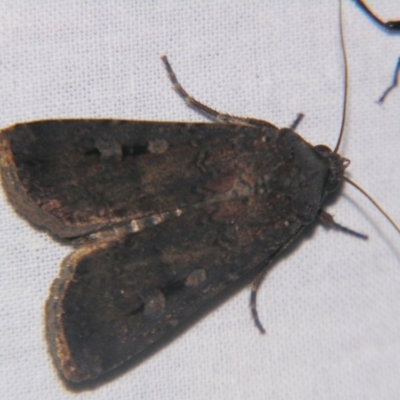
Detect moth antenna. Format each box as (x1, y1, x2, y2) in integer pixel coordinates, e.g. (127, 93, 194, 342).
(336, 1, 400, 235)
(344, 176, 400, 235)
(334, 0, 348, 154)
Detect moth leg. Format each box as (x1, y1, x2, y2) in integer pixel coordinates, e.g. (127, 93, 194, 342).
(161, 55, 251, 125)
(318, 209, 368, 240)
(378, 57, 400, 104)
(250, 268, 269, 334)
(290, 113, 304, 130)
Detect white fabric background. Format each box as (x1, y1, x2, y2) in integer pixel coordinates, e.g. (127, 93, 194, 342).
(0, 0, 400, 399)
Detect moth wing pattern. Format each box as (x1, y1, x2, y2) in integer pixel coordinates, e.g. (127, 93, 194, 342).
(47, 198, 303, 382)
(37, 120, 338, 381)
(0, 119, 278, 238)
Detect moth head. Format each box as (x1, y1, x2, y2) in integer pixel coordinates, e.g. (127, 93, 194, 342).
(314, 144, 350, 193)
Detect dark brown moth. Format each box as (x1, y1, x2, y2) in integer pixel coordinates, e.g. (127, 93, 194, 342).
(354, 0, 400, 103)
(1, 7, 398, 384)
(0, 53, 353, 382)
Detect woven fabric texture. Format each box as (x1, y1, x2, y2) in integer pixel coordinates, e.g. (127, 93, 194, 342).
(0, 1, 399, 399)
